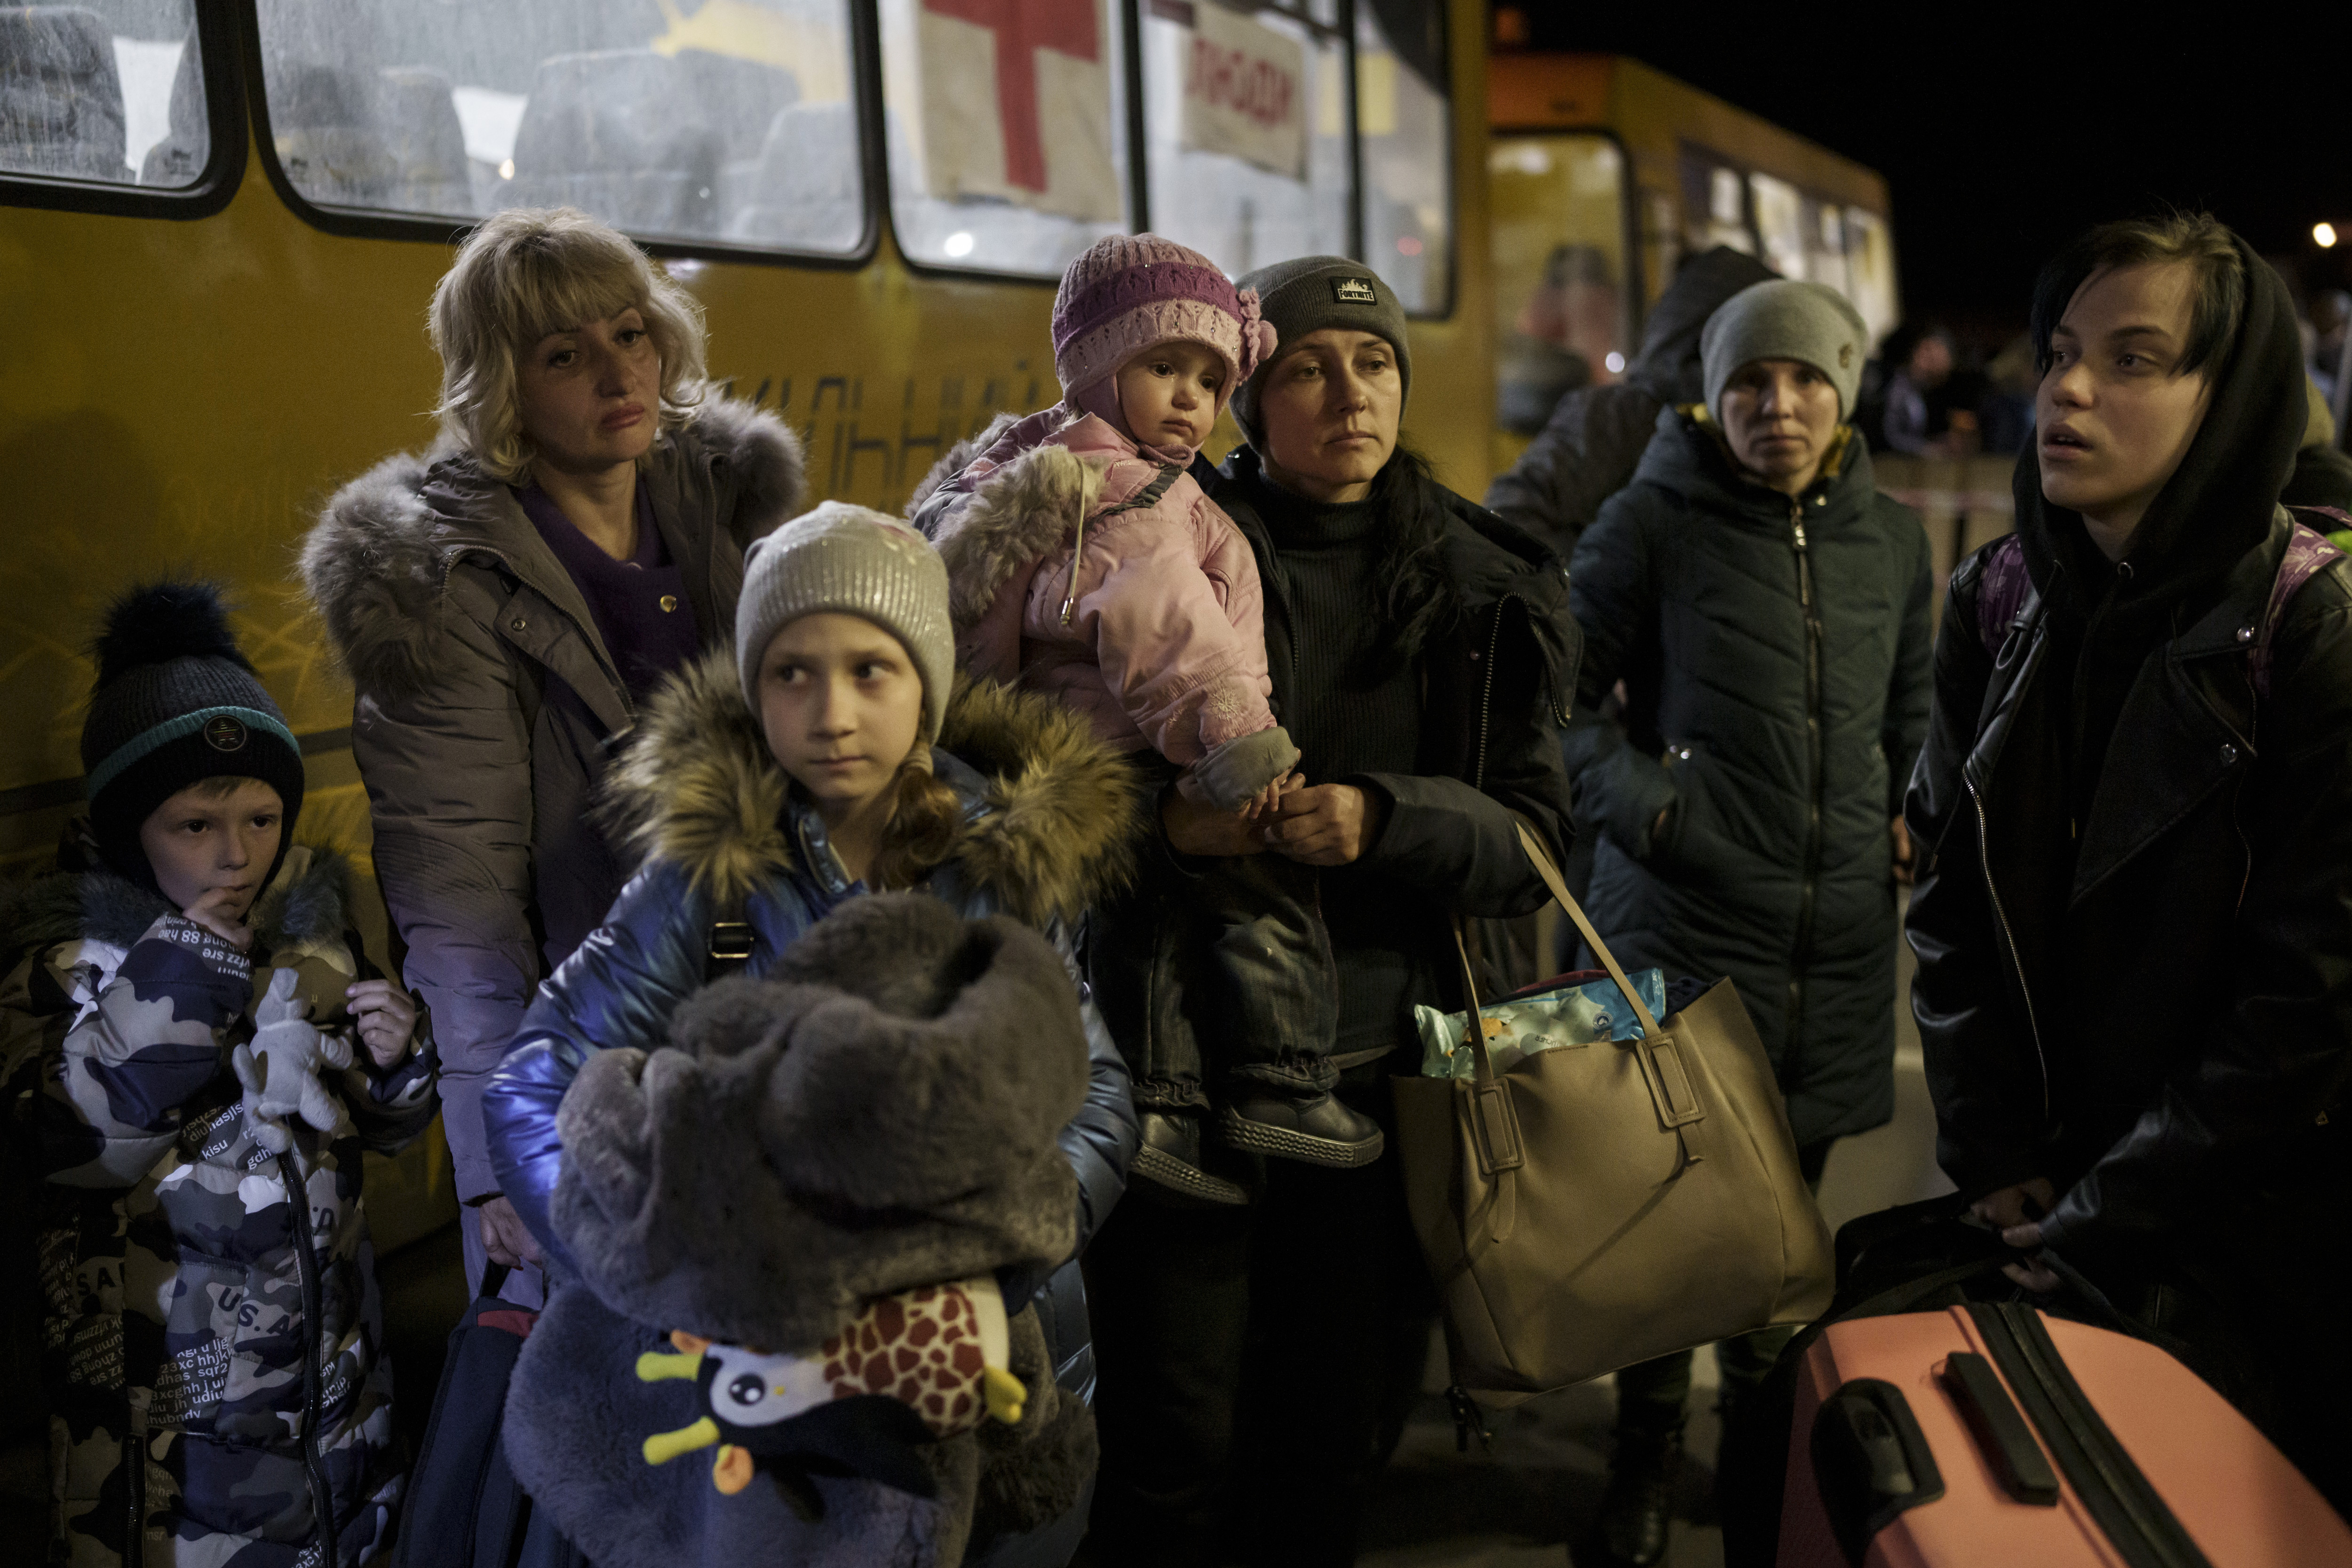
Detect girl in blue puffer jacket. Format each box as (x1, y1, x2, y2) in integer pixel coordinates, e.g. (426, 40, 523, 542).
(480, 505, 1143, 1496)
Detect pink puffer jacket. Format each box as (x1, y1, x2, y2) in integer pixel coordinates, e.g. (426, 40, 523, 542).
(915, 408, 1294, 802)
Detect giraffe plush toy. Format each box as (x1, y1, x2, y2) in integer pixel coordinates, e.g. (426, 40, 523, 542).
(636, 1277, 1030, 1497)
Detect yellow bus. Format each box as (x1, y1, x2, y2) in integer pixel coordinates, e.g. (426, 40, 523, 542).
(1, 7, 1908, 1242)
(0, 0, 1493, 861)
(0, 0, 1495, 1244)
(1483, 50, 1899, 473)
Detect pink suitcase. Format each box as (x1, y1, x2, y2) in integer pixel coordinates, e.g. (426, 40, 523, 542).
(1776, 1301, 2352, 1566)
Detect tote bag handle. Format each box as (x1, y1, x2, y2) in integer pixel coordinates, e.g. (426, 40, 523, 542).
(1453, 823, 1709, 1159)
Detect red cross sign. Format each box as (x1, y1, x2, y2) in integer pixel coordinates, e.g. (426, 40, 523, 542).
(922, 0, 1100, 193)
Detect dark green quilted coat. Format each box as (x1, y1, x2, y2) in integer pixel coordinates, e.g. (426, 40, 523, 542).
(1564, 407, 1934, 1146)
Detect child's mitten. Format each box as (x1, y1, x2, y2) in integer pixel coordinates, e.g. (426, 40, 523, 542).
(250, 968, 350, 1134)
(1176, 726, 1301, 812)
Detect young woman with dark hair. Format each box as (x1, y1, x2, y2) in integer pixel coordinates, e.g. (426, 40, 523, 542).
(1910, 213, 2352, 1510)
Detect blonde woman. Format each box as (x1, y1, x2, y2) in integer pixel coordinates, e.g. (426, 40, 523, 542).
(302, 207, 803, 1305)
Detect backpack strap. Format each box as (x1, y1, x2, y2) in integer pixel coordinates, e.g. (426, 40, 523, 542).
(705, 891, 756, 983)
(2253, 515, 2348, 699)
(1973, 533, 2032, 653)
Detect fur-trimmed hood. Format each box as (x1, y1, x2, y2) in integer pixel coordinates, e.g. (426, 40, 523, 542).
(1, 842, 358, 971)
(930, 443, 1104, 640)
(300, 397, 805, 701)
(909, 407, 1200, 639)
(598, 651, 1144, 926)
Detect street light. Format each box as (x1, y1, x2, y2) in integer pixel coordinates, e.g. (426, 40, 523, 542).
(2318, 223, 2340, 248)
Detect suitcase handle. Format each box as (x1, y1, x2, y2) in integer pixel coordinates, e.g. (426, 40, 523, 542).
(1812, 1378, 1945, 1566)
(1938, 1352, 2059, 1505)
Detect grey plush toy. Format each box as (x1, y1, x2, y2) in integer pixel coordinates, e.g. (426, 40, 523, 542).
(504, 893, 1099, 1568)
(230, 967, 352, 1152)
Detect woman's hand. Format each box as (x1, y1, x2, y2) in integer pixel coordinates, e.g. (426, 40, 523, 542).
(1891, 817, 1917, 885)
(346, 979, 419, 1069)
(1261, 784, 1385, 866)
(1971, 1177, 2059, 1291)
(477, 1193, 544, 1270)
(1162, 786, 1267, 858)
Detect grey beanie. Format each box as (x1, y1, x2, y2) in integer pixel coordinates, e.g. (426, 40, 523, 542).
(1699, 279, 1870, 421)
(1229, 256, 1412, 450)
(736, 501, 955, 744)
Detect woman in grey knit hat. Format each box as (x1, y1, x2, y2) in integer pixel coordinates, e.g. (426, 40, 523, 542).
(1558, 277, 1933, 1567)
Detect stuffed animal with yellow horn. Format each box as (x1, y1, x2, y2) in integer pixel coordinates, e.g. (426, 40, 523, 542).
(636, 1276, 1030, 1498)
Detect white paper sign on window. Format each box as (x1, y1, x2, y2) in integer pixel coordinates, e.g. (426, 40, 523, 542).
(915, 0, 1121, 221)
(1179, 2, 1306, 182)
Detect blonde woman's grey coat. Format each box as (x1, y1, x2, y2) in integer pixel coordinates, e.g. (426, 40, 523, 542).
(300, 397, 804, 1204)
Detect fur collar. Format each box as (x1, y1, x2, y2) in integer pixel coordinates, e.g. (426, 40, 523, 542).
(301, 398, 805, 701)
(928, 443, 1104, 638)
(599, 652, 1144, 925)
(1, 844, 356, 964)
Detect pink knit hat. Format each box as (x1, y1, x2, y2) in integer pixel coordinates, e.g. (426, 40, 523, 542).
(1050, 234, 1277, 411)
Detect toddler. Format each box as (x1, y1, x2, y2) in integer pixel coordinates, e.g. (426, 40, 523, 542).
(914, 234, 1383, 1201)
(1, 583, 435, 1566)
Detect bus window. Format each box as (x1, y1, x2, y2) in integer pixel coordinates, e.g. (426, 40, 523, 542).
(877, 0, 1129, 277)
(1748, 169, 1804, 281)
(1489, 134, 1630, 435)
(253, 0, 864, 255)
(1143, 0, 1352, 282)
(0, 1, 207, 187)
(1802, 194, 1848, 294)
(1679, 145, 1754, 256)
(1356, 0, 1450, 315)
(1844, 206, 1898, 345)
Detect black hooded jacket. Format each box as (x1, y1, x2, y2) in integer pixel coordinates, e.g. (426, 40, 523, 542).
(1485, 248, 1779, 552)
(1904, 236, 2352, 1292)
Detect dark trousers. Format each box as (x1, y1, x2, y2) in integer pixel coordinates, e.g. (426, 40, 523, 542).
(1614, 1137, 1836, 1434)
(1090, 822, 1338, 1111)
(1081, 1110, 1432, 1568)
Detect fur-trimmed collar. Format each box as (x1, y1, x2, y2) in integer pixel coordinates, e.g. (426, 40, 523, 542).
(300, 397, 805, 701)
(599, 652, 1144, 925)
(929, 443, 1104, 638)
(0, 844, 358, 965)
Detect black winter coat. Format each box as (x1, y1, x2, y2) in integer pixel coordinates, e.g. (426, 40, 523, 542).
(1113, 448, 1582, 1069)
(1907, 517, 2352, 1266)
(1567, 411, 1934, 1146)
(1485, 248, 1777, 554)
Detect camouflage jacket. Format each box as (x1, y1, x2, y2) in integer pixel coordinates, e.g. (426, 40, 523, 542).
(0, 846, 437, 1568)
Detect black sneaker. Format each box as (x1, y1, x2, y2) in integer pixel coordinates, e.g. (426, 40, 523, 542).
(1580, 1423, 1681, 1567)
(1215, 1086, 1384, 1168)
(1130, 1110, 1251, 1205)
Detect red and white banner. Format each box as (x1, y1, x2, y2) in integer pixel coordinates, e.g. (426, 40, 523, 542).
(914, 0, 1121, 221)
(1179, 3, 1305, 181)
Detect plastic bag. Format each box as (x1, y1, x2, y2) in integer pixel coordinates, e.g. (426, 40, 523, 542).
(1414, 967, 1668, 1079)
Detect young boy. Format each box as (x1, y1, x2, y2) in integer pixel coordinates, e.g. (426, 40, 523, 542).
(0, 583, 436, 1566)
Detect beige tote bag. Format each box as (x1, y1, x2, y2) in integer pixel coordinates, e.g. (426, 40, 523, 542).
(1393, 823, 1834, 1399)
